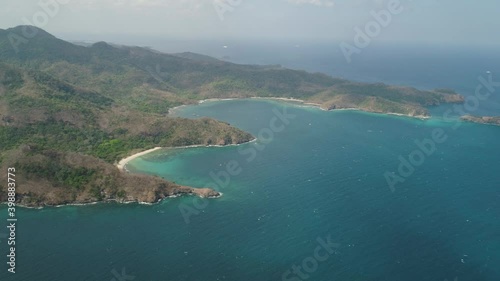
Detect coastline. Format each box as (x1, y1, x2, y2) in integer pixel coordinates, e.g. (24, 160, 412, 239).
(115, 138, 258, 172)
(460, 115, 500, 126)
(169, 96, 431, 120)
(252, 97, 431, 119)
(15, 99, 442, 209)
(250, 97, 328, 111)
(116, 147, 163, 171)
(107, 97, 434, 208)
(4, 191, 224, 209)
(168, 97, 317, 116)
(119, 98, 432, 180)
(168, 98, 236, 115)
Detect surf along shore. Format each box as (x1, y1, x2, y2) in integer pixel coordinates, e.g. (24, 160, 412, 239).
(168, 97, 434, 120)
(111, 96, 450, 207)
(119, 96, 438, 175)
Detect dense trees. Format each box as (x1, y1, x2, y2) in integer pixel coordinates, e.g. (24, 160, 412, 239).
(0, 26, 462, 204)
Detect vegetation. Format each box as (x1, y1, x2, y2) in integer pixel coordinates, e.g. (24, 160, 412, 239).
(461, 115, 500, 126)
(0, 25, 465, 207)
(19, 160, 96, 190)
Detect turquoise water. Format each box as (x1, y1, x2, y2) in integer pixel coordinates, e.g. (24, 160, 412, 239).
(2, 45, 500, 280)
(3, 99, 499, 280)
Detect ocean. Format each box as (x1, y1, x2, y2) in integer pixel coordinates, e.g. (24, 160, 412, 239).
(1, 44, 499, 281)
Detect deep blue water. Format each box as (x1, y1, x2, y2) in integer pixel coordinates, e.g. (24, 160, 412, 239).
(1, 45, 500, 281)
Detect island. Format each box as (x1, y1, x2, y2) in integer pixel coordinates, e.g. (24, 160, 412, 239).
(461, 115, 500, 126)
(0, 25, 465, 207)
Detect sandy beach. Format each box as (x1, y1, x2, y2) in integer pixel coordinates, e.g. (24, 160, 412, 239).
(199, 98, 236, 103)
(168, 98, 235, 115)
(168, 97, 323, 116)
(170, 97, 437, 119)
(250, 97, 323, 108)
(115, 138, 258, 172)
(116, 147, 163, 171)
(250, 97, 305, 103)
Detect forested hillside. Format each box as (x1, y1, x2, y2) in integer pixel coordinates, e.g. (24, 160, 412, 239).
(0, 26, 464, 207)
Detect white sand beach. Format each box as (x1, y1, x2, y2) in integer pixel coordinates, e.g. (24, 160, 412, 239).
(116, 147, 163, 171)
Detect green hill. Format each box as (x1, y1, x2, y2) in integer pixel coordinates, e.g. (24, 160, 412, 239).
(0, 26, 464, 207)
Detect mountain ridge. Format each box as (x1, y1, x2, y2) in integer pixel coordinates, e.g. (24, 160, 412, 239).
(0, 26, 466, 207)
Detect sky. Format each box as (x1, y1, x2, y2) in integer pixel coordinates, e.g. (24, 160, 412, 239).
(0, 0, 499, 47)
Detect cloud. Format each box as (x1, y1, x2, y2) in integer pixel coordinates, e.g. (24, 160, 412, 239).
(287, 0, 335, 8)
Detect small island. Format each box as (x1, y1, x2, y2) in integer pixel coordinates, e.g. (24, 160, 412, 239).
(0, 26, 466, 207)
(461, 115, 500, 126)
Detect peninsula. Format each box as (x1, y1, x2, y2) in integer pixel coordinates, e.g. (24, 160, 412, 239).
(461, 115, 500, 126)
(0, 26, 465, 207)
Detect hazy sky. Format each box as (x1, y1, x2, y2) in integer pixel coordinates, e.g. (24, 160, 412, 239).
(1, 0, 499, 46)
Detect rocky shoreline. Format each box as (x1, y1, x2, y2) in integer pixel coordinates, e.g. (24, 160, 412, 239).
(10, 186, 222, 209)
(1, 137, 254, 209)
(461, 115, 500, 126)
(3, 96, 466, 209)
